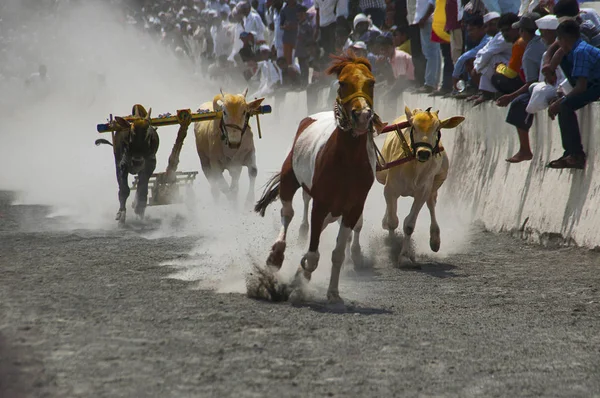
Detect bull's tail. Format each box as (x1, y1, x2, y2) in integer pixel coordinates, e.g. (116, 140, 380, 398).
(254, 172, 281, 217)
(95, 138, 113, 147)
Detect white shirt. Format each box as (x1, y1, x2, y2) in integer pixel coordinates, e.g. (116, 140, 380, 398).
(413, 0, 435, 25)
(211, 23, 234, 58)
(243, 9, 266, 42)
(266, 6, 284, 56)
(474, 31, 513, 74)
(314, 0, 349, 27)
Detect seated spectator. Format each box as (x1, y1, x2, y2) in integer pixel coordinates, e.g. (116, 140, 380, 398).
(547, 20, 600, 169)
(450, 14, 492, 97)
(470, 12, 515, 104)
(491, 14, 527, 97)
(495, 13, 547, 163)
(542, 0, 600, 86)
(295, 5, 315, 88)
(390, 25, 411, 55)
(525, 15, 562, 114)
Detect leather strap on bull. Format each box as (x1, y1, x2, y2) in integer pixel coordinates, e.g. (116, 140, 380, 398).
(219, 113, 250, 145)
(374, 122, 445, 172)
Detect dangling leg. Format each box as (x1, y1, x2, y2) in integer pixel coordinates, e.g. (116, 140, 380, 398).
(382, 183, 399, 233)
(134, 156, 156, 218)
(267, 199, 294, 268)
(227, 165, 242, 204)
(245, 151, 258, 209)
(199, 153, 220, 201)
(298, 190, 311, 243)
(115, 154, 130, 224)
(298, 200, 328, 281)
(399, 188, 430, 266)
(350, 214, 364, 268)
(327, 219, 352, 304)
(427, 190, 441, 252)
(266, 155, 300, 269)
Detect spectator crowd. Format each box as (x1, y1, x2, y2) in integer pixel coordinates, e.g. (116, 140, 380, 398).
(3, 0, 600, 170)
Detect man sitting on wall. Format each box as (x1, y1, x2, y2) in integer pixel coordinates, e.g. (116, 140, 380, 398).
(450, 13, 497, 98)
(470, 12, 515, 104)
(547, 20, 600, 169)
(490, 13, 527, 98)
(496, 12, 547, 163)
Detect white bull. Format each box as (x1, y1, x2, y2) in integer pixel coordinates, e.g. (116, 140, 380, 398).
(194, 89, 264, 207)
(376, 106, 465, 267)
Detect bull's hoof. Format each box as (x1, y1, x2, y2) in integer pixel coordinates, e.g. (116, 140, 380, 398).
(351, 248, 364, 269)
(327, 290, 345, 306)
(266, 241, 286, 268)
(397, 255, 420, 269)
(134, 206, 146, 219)
(430, 237, 441, 253)
(266, 250, 284, 268)
(115, 210, 126, 224)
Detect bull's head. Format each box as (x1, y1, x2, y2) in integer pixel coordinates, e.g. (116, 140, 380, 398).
(115, 106, 155, 145)
(404, 106, 464, 162)
(326, 53, 375, 135)
(213, 88, 264, 149)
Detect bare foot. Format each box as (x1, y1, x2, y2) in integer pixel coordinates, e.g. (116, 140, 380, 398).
(506, 152, 533, 163)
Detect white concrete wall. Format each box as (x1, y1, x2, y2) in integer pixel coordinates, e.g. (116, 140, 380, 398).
(274, 89, 600, 249)
(403, 92, 600, 249)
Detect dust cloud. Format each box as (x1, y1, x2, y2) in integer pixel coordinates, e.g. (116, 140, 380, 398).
(0, 1, 473, 300)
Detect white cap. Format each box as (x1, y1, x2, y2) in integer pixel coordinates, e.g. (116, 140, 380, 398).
(536, 14, 559, 30)
(353, 13, 370, 29)
(350, 41, 367, 50)
(483, 12, 500, 24)
(259, 44, 271, 52)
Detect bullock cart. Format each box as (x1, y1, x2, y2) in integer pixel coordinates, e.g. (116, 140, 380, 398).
(96, 105, 272, 209)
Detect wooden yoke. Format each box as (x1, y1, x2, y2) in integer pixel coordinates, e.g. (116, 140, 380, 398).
(165, 109, 193, 182)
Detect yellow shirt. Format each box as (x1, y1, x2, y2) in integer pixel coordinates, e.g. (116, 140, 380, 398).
(397, 40, 411, 55)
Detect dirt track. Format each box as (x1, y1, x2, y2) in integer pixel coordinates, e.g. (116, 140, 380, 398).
(1, 190, 599, 398)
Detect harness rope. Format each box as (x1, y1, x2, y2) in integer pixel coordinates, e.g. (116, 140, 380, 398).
(219, 113, 251, 146)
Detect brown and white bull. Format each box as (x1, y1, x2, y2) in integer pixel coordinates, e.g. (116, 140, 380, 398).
(254, 53, 382, 304)
(376, 106, 464, 267)
(194, 89, 264, 206)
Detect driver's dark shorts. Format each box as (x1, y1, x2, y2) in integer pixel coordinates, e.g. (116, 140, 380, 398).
(506, 92, 533, 131)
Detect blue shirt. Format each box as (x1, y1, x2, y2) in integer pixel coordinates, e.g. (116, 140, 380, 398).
(452, 35, 491, 78)
(567, 39, 600, 83)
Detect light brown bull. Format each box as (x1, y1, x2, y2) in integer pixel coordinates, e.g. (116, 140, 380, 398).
(194, 89, 264, 206)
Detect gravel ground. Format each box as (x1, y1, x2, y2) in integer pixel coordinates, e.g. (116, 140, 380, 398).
(1, 190, 599, 398)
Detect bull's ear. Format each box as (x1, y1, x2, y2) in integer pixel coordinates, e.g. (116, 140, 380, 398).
(404, 105, 413, 124)
(440, 116, 465, 129)
(247, 97, 265, 112)
(115, 116, 131, 129)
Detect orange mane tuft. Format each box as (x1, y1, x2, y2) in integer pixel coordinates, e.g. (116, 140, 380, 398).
(325, 50, 372, 77)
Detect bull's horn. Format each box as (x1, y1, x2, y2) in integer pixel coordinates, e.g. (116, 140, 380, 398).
(146, 107, 152, 120)
(220, 88, 225, 97)
(242, 87, 248, 98)
(425, 107, 432, 113)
